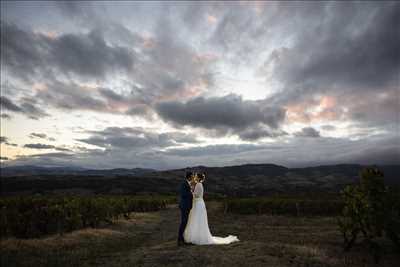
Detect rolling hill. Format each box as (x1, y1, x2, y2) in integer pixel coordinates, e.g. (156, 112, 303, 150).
(1, 164, 399, 196)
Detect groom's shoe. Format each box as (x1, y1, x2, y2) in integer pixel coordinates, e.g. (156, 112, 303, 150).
(177, 240, 185, 246)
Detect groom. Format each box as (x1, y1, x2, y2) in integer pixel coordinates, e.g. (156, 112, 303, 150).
(177, 171, 193, 246)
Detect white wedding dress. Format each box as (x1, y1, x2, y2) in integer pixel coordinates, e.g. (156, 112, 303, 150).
(183, 182, 239, 245)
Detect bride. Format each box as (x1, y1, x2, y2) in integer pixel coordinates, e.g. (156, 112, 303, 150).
(183, 173, 239, 245)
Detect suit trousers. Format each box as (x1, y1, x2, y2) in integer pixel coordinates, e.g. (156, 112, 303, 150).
(178, 208, 190, 242)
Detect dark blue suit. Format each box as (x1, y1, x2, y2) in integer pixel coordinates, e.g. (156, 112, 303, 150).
(178, 180, 193, 242)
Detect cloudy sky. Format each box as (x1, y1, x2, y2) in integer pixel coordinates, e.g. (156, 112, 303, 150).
(0, 1, 399, 169)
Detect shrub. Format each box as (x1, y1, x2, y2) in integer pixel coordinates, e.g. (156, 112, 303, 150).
(337, 167, 400, 262)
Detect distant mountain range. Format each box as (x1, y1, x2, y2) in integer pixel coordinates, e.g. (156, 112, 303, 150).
(0, 165, 155, 177)
(1, 164, 399, 196)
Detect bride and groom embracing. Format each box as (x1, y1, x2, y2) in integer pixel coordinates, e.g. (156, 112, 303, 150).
(177, 171, 239, 246)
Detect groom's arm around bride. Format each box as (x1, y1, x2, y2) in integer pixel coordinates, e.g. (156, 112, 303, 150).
(177, 172, 193, 246)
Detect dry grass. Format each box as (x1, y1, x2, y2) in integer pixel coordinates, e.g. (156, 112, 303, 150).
(0, 212, 162, 267)
(1, 202, 399, 267)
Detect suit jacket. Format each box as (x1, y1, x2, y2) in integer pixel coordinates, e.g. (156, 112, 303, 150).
(179, 181, 193, 211)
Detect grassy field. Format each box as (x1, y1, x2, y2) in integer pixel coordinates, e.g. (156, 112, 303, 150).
(1, 201, 399, 267)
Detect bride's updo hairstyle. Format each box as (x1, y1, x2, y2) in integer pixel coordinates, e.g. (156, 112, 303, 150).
(197, 173, 206, 183)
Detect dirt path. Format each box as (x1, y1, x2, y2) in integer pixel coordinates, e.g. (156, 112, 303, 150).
(98, 202, 250, 267)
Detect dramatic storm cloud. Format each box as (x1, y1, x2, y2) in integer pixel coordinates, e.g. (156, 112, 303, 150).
(156, 94, 286, 139)
(1, 21, 134, 80)
(294, 127, 321, 138)
(77, 127, 199, 149)
(1, 1, 399, 169)
(0, 96, 48, 119)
